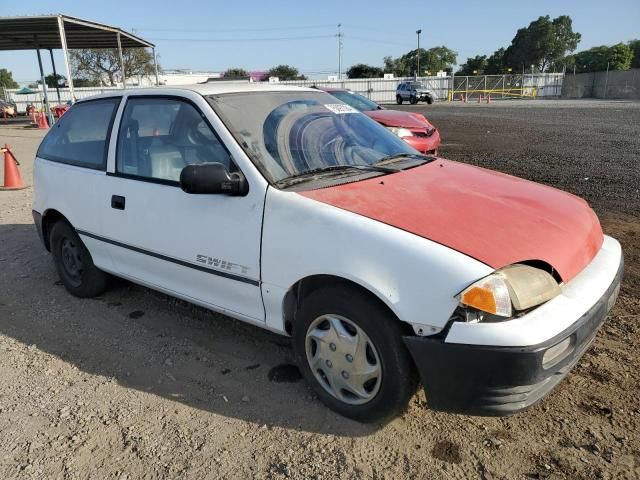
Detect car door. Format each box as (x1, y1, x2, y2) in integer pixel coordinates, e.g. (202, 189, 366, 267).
(402, 83, 410, 100)
(100, 94, 266, 322)
(408, 84, 416, 99)
(34, 97, 122, 272)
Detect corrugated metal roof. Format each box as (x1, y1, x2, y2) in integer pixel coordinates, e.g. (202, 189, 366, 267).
(0, 14, 154, 50)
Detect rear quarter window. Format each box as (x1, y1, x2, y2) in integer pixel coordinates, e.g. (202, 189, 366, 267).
(37, 98, 121, 170)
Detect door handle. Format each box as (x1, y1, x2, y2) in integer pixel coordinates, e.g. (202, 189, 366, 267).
(111, 195, 125, 210)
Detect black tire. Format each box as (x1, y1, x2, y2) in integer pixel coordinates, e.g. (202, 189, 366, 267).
(396, 95, 403, 105)
(426, 96, 434, 105)
(50, 221, 109, 298)
(410, 95, 418, 105)
(293, 285, 417, 423)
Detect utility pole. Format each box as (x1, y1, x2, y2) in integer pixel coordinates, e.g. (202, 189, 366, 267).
(337, 24, 343, 80)
(416, 29, 422, 78)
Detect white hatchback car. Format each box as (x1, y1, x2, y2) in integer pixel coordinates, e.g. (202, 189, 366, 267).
(33, 84, 623, 423)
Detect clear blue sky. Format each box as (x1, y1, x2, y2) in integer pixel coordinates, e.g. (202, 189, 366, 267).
(1, 0, 639, 82)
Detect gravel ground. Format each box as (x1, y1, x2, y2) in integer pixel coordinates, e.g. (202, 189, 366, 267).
(0, 99, 639, 479)
(397, 99, 640, 215)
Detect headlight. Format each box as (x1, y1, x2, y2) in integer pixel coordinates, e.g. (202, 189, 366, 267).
(386, 127, 414, 138)
(458, 264, 561, 320)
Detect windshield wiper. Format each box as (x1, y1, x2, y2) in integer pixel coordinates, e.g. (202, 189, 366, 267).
(373, 153, 436, 167)
(276, 164, 399, 188)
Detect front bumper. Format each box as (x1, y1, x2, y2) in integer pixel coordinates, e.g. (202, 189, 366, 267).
(404, 129, 441, 154)
(404, 247, 623, 416)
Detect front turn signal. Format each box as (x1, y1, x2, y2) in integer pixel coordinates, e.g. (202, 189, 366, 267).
(459, 273, 513, 317)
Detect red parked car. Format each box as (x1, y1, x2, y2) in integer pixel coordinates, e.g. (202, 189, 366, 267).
(320, 87, 441, 155)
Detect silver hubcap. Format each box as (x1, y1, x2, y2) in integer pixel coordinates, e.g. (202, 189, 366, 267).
(61, 238, 83, 286)
(305, 314, 381, 405)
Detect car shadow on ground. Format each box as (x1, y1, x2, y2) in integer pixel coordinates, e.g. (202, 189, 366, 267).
(0, 223, 382, 436)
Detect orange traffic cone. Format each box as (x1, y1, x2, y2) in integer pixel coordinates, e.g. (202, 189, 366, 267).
(37, 111, 49, 129)
(1, 144, 28, 190)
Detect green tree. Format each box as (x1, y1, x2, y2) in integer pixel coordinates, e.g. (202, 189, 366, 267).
(266, 64, 306, 80)
(485, 48, 507, 74)
(456, 55, 488, 75)
(383, 56, 398, 74)
(223, 68, 249, 78)
(608, 43, 634, 70)
(571, 43, 633, 72)
(346, 63, 383, 79)
(384, 46, 457, 76)
(44, 73, 66, 88)
(628, 39, 640, 69)
(420, 46, 457, 75)
(70, 48, 155, 86)
(504, 15, 581, 72)
(0, 68, 19, 88)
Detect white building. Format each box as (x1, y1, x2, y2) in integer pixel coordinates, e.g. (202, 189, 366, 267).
(126, 69, 222, 87)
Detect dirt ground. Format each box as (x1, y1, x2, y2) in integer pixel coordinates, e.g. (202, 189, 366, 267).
(0, 99, 638, 479)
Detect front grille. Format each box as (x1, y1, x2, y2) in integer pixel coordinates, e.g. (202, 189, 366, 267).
(413, 128, 436, 138)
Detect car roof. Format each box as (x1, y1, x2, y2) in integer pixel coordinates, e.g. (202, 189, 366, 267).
(76, 82, 319, 103)
(317, 86, 348, 93)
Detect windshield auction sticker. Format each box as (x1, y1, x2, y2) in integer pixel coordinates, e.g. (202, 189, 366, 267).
(324, 104, 359, 114)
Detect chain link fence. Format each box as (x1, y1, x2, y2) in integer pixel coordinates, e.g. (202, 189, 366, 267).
(3, 86, 141, 114)
(3, 74, 564, 113)
(562, 69, 640, 100)
(282, 73, 564, 103)
(282, 77, 450, 103)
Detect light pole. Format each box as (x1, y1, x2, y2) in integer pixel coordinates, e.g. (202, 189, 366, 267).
(416, 29, 422, 78)
(337, 24, 343, 80)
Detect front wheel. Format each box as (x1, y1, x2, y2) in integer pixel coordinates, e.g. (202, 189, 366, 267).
(396, 95, 403, 105)
(50, 221, 109, 298)
(426, 96, 434, 105)
(293, 285, 417, 423)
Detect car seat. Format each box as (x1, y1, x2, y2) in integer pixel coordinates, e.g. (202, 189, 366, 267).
(149, 144, 185, 181)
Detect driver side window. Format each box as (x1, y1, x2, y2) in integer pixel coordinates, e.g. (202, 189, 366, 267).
(117, 97, 234, 182)
(37, 98, 120, 170)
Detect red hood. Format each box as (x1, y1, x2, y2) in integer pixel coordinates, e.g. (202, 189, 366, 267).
(364, 109, 434, 129)
(300, 160, 603, 281)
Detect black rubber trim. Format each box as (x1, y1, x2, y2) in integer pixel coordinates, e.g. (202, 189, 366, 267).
(76, 229, 260, 286)
(106, 171, 179, 187)
(32, 210, 45, 248)
(403, 253, 623, 416)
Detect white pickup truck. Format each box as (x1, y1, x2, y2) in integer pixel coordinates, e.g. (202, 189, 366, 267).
(32, 84, 622, 423)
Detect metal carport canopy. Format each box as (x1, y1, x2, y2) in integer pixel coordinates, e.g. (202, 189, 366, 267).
(0, 14, 156, 122)
(0, 14, 154, 50)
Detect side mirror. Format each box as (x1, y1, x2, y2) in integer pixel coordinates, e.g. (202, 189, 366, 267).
(180, 163, 248, 196)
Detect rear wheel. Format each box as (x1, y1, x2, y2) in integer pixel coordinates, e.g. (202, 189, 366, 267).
(396, 95, 403, 105)
(293, 285, 417, 423)
(50, 221, 109, 298)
